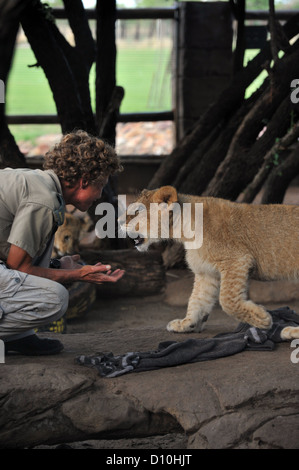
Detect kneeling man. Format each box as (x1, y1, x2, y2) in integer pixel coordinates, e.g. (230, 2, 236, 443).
(0, 130, 124, 355)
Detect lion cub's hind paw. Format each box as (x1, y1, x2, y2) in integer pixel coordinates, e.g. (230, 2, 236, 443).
(281, 326, 299, 341)
(167, 318, 202, 333)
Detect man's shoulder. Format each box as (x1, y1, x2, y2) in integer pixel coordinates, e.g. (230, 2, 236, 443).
(0, 167, 56, 187)
(0, 167, 63, 211)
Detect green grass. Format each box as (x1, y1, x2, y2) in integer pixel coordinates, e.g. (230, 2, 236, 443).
(7, 46, 266, 143)
(6, 44, 172, 142)
(116, 46, 172, 112)
(7, 45, 172, 114)
(7, 47, 57, 115)
(8, 124, 62, 145)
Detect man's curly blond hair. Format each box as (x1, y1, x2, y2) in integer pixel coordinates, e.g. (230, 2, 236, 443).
(43, 130, 123, 187)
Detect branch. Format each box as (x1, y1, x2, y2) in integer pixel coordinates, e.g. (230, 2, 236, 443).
(98, 86, 124, 138)
(96, 0, 117, 143)
(231, 0, 246, 74)
(62, 0, 95, 68)
(20, 0, 96, 133)
(268, 0, 290, 65)
(241, 118, 299, 202)
(0, 11, 26, 167)
(177, 96, 253, 194)
(268, 0, 279, 62)
(42, 1, 96, 133)
(203, 42, 299, 200)
(0, 0, 31, 37)
(261, 140, 299, 204)
(148, 13, 299, 190)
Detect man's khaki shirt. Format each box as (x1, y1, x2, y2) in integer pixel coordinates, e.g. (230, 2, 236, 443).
(0, 168, 65, 262)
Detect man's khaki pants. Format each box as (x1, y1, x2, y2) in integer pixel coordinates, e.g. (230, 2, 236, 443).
(0, 260, 69, 342)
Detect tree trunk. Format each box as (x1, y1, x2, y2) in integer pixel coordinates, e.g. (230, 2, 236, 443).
(241, 120, 299, 203)
(176, 92, 253, 194)
(0, 120, 26, 169)
(148, 13, 299, 192)
(231, 0, 246, 74)
(96, 0, 118, 146)
(20, 0, 95, 134)
(205, 44, 299, 199)
(147, 35, 271, 189)
(0, 5, 26, 168)
(261, 141, 299, 204)
(61, 0, 96, 134)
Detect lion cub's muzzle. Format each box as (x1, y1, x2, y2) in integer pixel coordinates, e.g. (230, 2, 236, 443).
(133, 234, 144, 247)
(126, 229, 145, 247)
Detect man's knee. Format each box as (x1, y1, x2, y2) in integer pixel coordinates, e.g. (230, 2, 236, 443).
(34, 279, 69, 324)
(50, 282, 69, 319)
(0, 278, 70, 337)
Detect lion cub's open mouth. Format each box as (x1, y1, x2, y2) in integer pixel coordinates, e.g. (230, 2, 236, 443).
(134, 235, 144, 247)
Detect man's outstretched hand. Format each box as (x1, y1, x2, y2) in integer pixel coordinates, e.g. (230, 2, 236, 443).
(6, 246, 125, 285)
(60, 255, 125, 285)
(79, 262, 125, 285)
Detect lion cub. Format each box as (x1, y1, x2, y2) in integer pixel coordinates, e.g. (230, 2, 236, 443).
(52, 213, 82, 257)
(121, 185, 299, 335)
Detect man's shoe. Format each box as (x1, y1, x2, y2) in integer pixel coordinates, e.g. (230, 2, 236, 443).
(5, 334, 64, 356)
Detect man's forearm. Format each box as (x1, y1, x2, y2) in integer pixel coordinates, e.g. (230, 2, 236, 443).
(17, 263, 84, 284)
(6, 244, 83, 283)
(6, 244, 124, 285)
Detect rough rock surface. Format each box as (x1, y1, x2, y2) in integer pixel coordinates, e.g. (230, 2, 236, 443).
(1, 281, 299, 449)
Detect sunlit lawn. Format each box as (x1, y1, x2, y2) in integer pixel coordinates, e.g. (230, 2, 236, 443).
(7, 44, 172, 142)
(6, 46, 265, 144)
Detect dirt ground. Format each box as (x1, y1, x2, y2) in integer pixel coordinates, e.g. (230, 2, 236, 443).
(66, 271, 192, 334)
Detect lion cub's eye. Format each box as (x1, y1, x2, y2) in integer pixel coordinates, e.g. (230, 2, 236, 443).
(64, 235, 71, 242)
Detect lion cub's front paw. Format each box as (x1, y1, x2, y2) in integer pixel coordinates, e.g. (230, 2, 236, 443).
(251, 310, 273, 330)
(167, 318, 202, 333)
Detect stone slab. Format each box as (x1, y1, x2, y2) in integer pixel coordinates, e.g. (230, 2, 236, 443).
(1, 321, 298, 449)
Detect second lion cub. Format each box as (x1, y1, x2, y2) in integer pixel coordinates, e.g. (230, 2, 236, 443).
(121, 186, 299, 333)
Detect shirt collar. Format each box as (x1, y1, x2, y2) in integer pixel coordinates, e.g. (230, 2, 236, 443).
(45, 170, 63, 196)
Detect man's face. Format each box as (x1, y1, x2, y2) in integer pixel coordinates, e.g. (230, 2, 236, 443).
(67, 177, 108, 212)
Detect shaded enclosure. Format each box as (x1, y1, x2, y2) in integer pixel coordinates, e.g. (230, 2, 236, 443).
(0, 0, 119, 165)
(149, 3, 299, 205)
(1, 1, 299, 206)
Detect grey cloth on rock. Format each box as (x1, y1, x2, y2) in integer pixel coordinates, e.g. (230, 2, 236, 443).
(76, 307, 299, 378)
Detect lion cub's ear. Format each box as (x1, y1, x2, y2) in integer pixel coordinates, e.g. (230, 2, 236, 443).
(152, 186, 178, 205)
